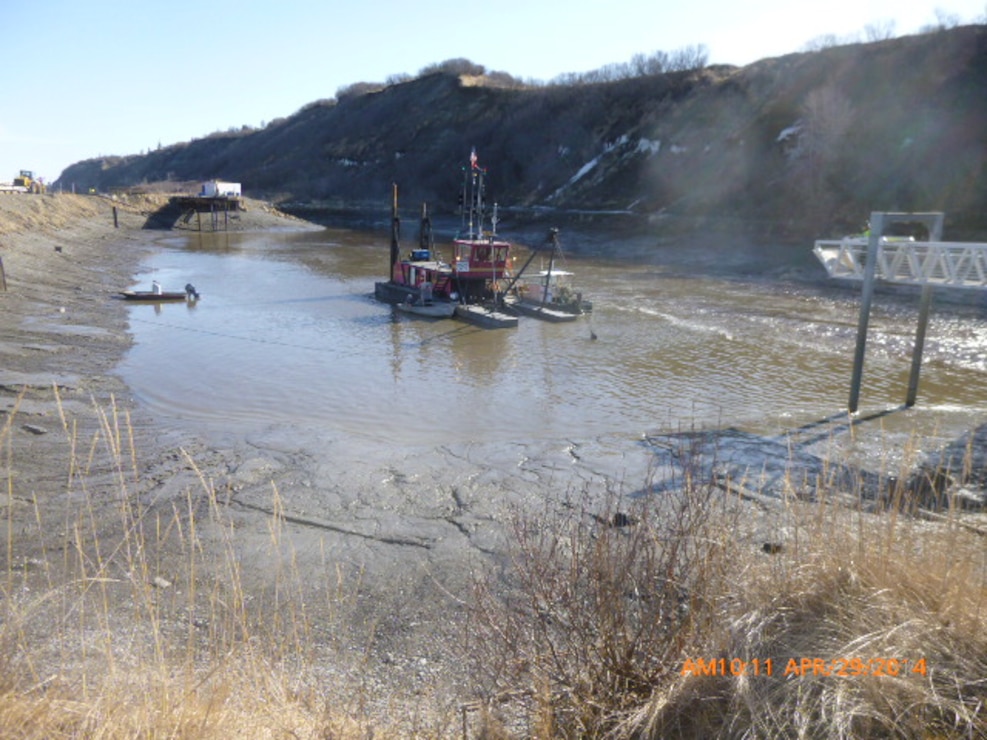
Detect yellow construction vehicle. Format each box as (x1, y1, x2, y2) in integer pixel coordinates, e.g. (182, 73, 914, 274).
(12, 170, 44, 193)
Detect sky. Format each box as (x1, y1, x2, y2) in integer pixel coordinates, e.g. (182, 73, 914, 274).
(1, 1, 984, 185)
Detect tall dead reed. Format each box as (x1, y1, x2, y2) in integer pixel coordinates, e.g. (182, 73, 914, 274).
(0, 388, 376, 738)
(466, 435, 987, 738)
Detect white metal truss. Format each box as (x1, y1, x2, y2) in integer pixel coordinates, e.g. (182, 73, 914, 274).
(813, 237, 987, 289)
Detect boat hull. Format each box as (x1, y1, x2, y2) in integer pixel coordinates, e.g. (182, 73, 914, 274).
(454, 304, 518, 329)
(395, 300, 456, 318)
(374, 281, 420, 304)
(504, 297, 581, 322)
(119, 290, 189, 302)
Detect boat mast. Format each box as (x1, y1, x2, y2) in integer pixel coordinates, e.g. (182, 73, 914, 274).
(470, 167, 484, 239)
(492, 199, 498, 304)
(419, 202, 433, 255)
(390, 183, 400, 276)
(461, 148, 487, 241)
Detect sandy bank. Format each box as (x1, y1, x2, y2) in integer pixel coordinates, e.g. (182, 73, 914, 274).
(0, 192, 523, 712)
(0, 192, 315, 508)
(4, 192, 987, 735)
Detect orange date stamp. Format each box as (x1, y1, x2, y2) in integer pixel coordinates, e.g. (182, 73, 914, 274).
(680, 657, 928, 678)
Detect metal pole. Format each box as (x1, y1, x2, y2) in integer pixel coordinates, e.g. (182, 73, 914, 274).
(389, 184, 400, 279)
(905, 213, 942, 408)
(848, 212, 883, 413)
(541, 231, 557, 308)
(906, 284, 934, 407)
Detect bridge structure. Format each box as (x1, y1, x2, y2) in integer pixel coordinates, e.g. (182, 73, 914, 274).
(813, 211, 987, 413)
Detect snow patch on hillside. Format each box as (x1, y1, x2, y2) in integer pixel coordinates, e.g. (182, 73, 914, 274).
(551, 136, 664, 200)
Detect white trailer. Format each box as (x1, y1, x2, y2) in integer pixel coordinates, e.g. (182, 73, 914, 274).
(200, 180, 241, 198)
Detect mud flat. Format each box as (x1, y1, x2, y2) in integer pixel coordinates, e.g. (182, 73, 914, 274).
(0, 193, 647, 712)
(4, 192, 985, 727)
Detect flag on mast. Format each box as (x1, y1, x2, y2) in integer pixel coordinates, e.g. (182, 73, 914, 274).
(470, 147, 478, 170)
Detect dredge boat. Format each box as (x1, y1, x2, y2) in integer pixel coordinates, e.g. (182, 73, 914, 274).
(374, 149, 517, 328)
(502, 228, 590, 322)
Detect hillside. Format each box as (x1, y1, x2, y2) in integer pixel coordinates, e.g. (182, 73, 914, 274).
(56, 25, 987, 245)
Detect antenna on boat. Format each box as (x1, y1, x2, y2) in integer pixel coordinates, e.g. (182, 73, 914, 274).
(468, 168, 481, 239)
(419, 202, 433, 256)
(390, 183, 400, 274)
(461, 147, 488, 241)
(476, 168, 486, 238)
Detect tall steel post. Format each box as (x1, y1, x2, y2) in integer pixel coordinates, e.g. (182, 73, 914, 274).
(847, 212, 945, 413)
(905, 213, 942, 407)
(906, 285, 934, 407)
(848, 212, 882, 413)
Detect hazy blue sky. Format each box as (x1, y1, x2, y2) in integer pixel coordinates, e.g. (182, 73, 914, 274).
(2, 1, 983, 184)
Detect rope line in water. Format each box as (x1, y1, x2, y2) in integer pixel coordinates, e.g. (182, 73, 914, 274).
(127, 314, 368, 357)
(126, 311, 476, 356)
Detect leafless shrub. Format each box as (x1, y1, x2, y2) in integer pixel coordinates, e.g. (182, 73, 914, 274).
(920, 8, 963, 32)
(802, 32, 860, 52)
(548, 45, 708, 87)
(864, 19, 897, 41)
(466, 431, 987, 738)
(296, 98, 337, 113)
(419, 58, 486, 77)
(336, 81, 386, 101)
(631, 51, 669, 76)
(667, 45, 709, 72)
(620, 493, 987, 738)
(466, 473, 737, 736)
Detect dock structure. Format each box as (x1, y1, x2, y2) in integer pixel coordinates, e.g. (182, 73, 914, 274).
(813, 234, 987, 288)
(172, 194, 243, 231)
(813, 211, 987, 412)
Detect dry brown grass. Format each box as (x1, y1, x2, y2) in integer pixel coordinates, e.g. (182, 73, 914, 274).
(625, 503, 987, 738)
(466, 444, 987, 738)
(3, 390, 986, 738)
(0, 389, 415, 738)
(0, 193, 110, 235)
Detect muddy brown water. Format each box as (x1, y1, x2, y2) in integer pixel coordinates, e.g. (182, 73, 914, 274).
(117, 227, 987, 482)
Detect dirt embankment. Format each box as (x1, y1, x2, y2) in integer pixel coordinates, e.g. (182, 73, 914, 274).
(0, 192, 311, 554)
(0, 192, 490, 718)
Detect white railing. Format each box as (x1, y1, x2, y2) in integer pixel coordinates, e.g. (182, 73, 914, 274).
(814, 237, 987, 289)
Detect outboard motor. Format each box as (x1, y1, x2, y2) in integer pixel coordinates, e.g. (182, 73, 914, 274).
(185, 283, 200, 301)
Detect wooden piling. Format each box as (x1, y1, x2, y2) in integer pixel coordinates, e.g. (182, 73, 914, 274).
(0, 256, 6, 291)
(113, 206, 118, 228)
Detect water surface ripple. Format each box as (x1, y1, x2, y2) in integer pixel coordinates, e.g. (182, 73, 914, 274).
(118, 229, 987, 452)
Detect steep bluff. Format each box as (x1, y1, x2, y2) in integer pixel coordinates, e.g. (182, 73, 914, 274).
(57, 25, 987, 245)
